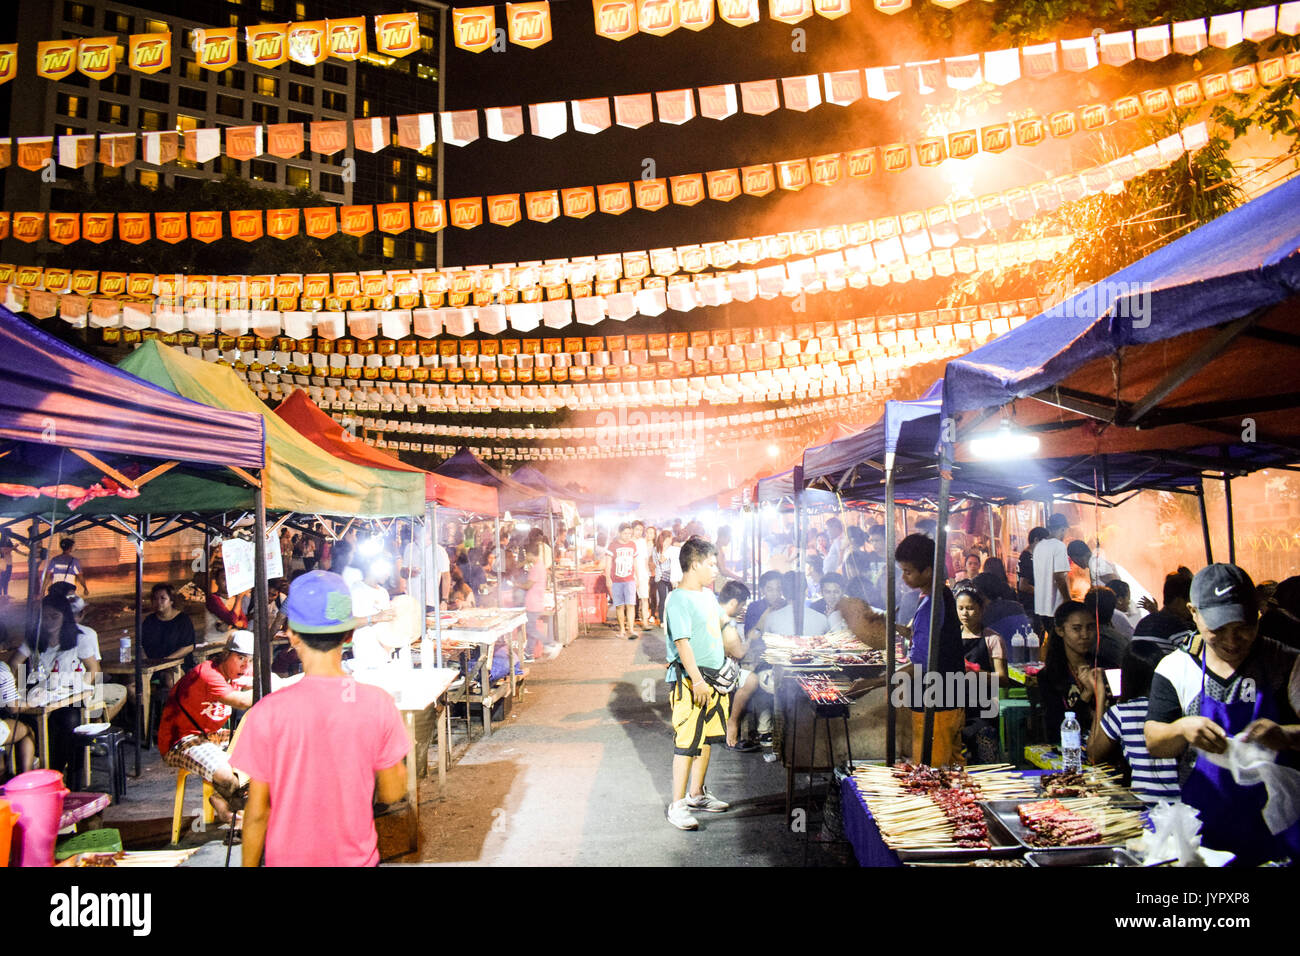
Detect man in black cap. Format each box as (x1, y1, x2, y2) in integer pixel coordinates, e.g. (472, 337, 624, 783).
(1144, 564, 1300, 864)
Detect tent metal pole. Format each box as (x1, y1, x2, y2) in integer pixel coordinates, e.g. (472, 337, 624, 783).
(433, 502, 443, 669)
(884, 456, 898, 766)
(548, 510, 559, 645)
(1224, 474, 1236, 566)
(1197, 481, 1214, 564)
(494, 514, 502, 607)
(420, 507, 432, 669)
(793, 467, 805, 636)
(252, 480, 271, 701)
(922, 469, 953, 767)
(25, 518, 40, 642)
(133, 518, 144, 776)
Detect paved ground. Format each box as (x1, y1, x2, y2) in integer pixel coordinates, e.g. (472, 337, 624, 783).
(411, 623, 851, 867)
(91, 622, 853, 866)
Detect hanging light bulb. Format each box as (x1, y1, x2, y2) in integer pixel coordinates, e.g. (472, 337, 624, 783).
(970, 421, 1040, 460)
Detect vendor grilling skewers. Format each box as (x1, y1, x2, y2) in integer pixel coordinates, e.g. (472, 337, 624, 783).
(1144, 564, 1300, 865)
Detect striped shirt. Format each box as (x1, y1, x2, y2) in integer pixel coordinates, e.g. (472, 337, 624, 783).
(1100, 698, 1180, 801)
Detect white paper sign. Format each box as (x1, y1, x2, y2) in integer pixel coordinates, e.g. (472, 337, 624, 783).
(221, 534, 285, 597)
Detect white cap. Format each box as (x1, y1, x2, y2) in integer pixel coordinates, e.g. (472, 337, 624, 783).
(226, 630, 255, 656)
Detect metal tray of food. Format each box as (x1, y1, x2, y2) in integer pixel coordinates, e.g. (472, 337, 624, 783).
(981, 800, 1124, 852)
(1033, 772, 1148, 809)
(892, 804, 1026, 862)
(1025, 847, 1142, 867)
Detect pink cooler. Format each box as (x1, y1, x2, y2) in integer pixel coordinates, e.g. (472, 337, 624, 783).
(2, 770, 68, 867)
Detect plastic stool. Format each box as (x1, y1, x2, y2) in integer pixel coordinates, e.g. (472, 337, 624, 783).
(76, 727, 128, 802)
(171, 769, 215, 845)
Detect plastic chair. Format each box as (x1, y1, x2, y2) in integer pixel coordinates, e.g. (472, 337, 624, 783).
(169, 719, 246, 845)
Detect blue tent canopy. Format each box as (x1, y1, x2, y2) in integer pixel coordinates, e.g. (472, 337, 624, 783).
(433, 447, 567, 517)
(941, 177, 1300, 471)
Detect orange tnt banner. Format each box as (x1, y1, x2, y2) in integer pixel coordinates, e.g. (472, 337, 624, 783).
(741, 164, 775, 196)
(769, 0, 813, 25)
(593, 0, 639, 40)
(76, 37, 120, 80)
(44, 269, 71, 293)
(376, 202, 411, 234)
(638, 0, 680, 36)
(225, 126, 263, 161)
(71, 271, 98, 295)
(1048, 110, 1076, 138)
(948, 130, 977, 160)
(266, 208, 298, 239)
(874, 0, 910, 12)
(352, 117, 389, 154)
(449, 198, 483, 230)
(916, 137, 946, 166)
(845, 147, 878, 177)
(117, 213, 151, 245)
(48, 213, 79, 246)
(197, 28, 239, 71)
(190, 211, 223, 244)
(453, 7, 496, 52)
(0, 141, 8, 169)
(813, 0, 850, 18)
(706, 168, 741, 201)
(981, 123, 1012, 153)
(670, 173, 705, 206)
(508, 2, 552, 47)
(776, 159, 810, 190)
(267, 123, 304, 158)
(99, 273, 127, 296)
(326, 17, 367, 60)
(882, 143, 911, 172)
(413, 200, 446, 232)
(303, 274, 330, 298)
(230, 210, 263, 242)
(1014, 116, 1045, 147)
(717, 0, 760, 26)
(100, 134, 135, 168)
(487, 195, 521, 227)
(309, 120, 348, 156)
(678, 0, 715, 29)
(596, 182, 632, 215)
(562, 186, 597, 218)
(288, 21, 327, 65)
(246, 23, 289, 68)
(37, 40, 79, 81)
(128, 33, 170, 74)
(1079, 104, 1107, 130)
(375, 13, 421, 56)
(154, 211, 188, 244)
(83, 213, 114, 244)
(340, 205, 375, 236)
(810, 153, 842, 186)
(525, 190, 560, 222)
(16, 137, 52, 171)
(13, 265, 42, 287)
(0, 44, 17, 85)
(635, 179, 669, 211)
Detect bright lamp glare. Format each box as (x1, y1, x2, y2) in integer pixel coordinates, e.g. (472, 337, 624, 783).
(358, 534, 384, 557)
(766, 444, 779, 458)
(970, 425, 1040, 460)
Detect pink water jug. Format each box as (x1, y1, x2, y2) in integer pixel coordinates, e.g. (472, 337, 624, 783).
(2, 770, 68, 867)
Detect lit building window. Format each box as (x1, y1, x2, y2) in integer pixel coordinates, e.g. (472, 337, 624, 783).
(286, 166, 311, 190)
(139, 170, 160, 189)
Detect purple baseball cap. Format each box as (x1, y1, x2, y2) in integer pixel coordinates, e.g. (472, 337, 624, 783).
(282, 570, 361, 634)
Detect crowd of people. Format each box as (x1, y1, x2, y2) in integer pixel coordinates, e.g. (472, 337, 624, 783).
(630, 508, 1299, 864)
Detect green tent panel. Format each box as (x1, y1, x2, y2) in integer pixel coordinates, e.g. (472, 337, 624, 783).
(118, 342, 424, 517)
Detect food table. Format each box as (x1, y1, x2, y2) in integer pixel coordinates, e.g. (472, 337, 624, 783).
(14, 688, 91, 770)
(426, 608, 528, 737)
(351, 663, 461, 804)
(841, 765, 1148, 867)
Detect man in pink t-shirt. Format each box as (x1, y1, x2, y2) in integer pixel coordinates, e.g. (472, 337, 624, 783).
(233, 571, 410, 867)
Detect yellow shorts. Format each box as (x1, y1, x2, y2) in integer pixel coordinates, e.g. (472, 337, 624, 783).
(670, 676, 729, 757)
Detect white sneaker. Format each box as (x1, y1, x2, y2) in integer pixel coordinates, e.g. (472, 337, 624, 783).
(542, 644, 562, 660)
(686, 787, 729, 812)
(667, 799, 699, 830)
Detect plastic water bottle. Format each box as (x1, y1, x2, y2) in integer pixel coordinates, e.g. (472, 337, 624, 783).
(1009, 628, 1026, 666)
(1024, 628, 1040, 664)
(1060, 711, 1083, 772)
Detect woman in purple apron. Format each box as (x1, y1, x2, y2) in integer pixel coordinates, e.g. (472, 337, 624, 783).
(1145, 564, 1300, 866)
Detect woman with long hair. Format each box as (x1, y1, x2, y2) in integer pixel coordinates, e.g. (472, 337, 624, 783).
(653, 531, 675, 625)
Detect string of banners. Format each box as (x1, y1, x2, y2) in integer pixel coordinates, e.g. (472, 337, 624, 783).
(0, 231, 1072, 342)
(1, 34, 1281, 171)
(589, 0, 1297, 43)
(221, 333, 980, 412)
(0, 14, 423, 85)
(0, 119, 1208, 253)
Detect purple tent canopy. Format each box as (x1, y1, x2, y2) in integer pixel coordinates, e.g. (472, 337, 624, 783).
(0, 305, 264, 469)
